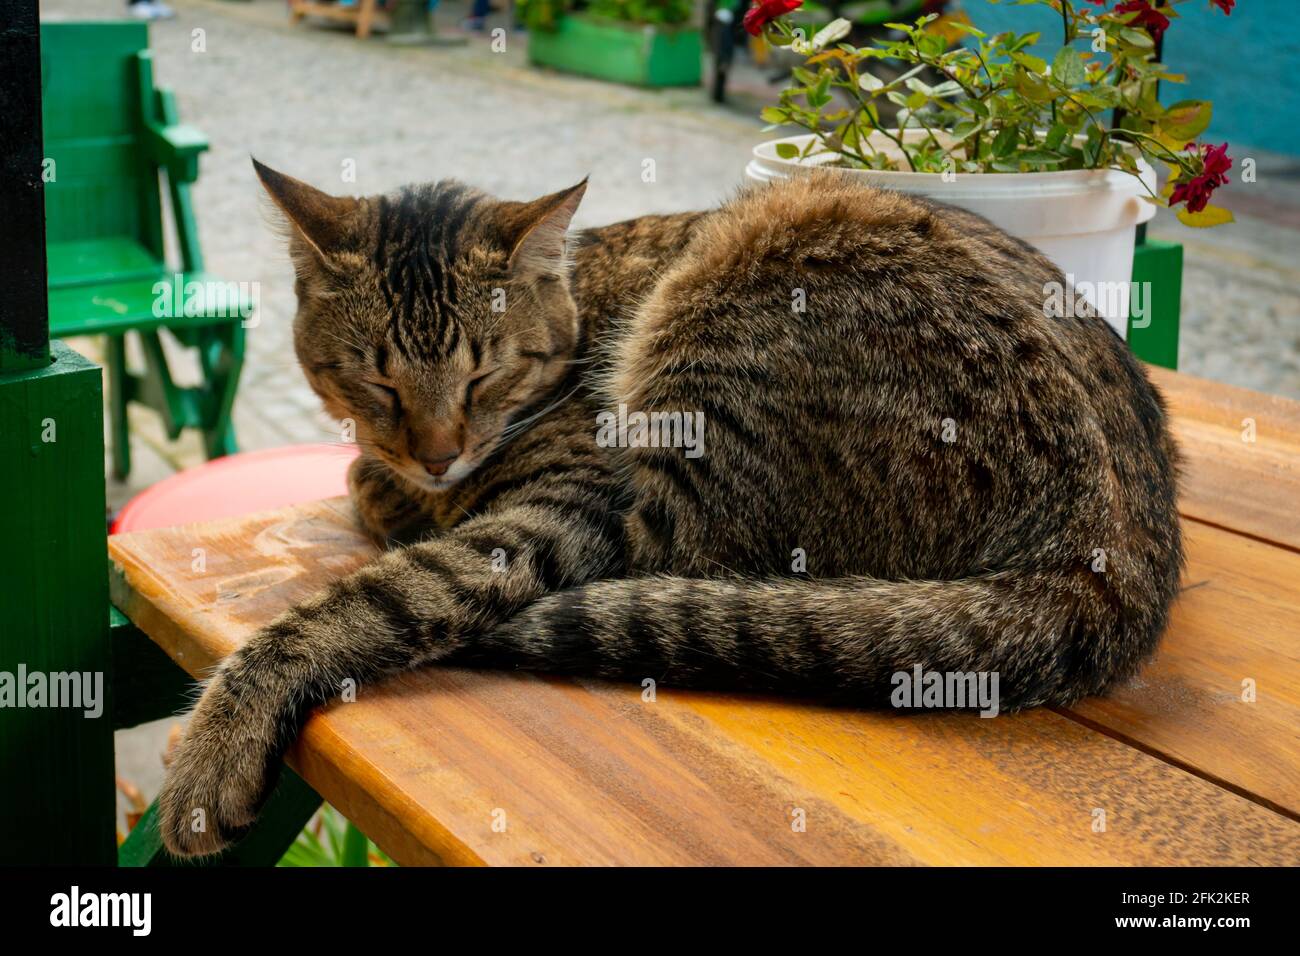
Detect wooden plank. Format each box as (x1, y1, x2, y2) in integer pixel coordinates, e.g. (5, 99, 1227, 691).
(1147, 364, 1300, 551)
(108, 499, 1300, 865)
(1064, 518, 1300, 818)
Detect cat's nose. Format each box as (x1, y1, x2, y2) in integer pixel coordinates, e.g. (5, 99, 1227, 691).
(421, 451, 460, 477)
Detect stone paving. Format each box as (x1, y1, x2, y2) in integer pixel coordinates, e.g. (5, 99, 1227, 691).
(40, 0, 1299, 830)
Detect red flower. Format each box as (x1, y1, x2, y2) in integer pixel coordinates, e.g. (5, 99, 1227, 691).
(1211, 0, 1235, 13)
(743, 0, 803, 37)
(1114, 0, 1171, 41)
(1169, 142, 1232, 214)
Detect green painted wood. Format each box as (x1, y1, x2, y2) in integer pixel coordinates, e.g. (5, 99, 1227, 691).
(0, 0, 50, 373)
(1128, 239, 1182, 370)
(119, 768, 322, 867)
(528, 15, 702, 87)
(157, 88, 206, 273)
(143, 119, 208, 184)
(40, 22, 246, 478)
(0, 341, 115, 864)
(48, 270, 253, 338)
(109, 606, 197, 732)
(106, 334, 132, 480)
(138, 329, 189, 440)
(196, 321, 246, 459)
(46, 237, 161, 289)
(40, 22, 155, 253)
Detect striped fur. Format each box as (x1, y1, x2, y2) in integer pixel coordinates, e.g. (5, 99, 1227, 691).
(156, 165, 1182, 856)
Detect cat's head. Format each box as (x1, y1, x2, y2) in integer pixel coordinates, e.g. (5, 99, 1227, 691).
(254, 159, 586, 491)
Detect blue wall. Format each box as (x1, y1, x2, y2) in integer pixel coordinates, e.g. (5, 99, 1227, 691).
(965, 0, 1298, 155)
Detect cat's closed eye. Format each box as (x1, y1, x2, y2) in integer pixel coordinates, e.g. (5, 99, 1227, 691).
(465, 368, 502, 410)
(365, 380, 401, 415)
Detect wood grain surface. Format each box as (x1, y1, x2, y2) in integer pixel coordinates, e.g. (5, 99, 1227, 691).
(107, 368, 1300, 865)
(1148, 365, 1300, 552)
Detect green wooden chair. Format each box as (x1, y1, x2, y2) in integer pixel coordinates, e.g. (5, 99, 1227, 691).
(41, 21, 249, 481)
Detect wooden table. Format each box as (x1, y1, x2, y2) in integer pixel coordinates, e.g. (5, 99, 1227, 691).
(108, 367, 1300, 865)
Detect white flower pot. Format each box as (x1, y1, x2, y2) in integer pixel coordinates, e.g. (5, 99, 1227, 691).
(746, 131, 1158, 337)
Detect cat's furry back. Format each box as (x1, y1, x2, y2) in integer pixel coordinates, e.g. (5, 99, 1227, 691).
(157, 167, 1182, 856)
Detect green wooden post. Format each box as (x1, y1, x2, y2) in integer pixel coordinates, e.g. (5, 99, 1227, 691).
(1127, 240, 1183, 370)
(0, 0, 49, 375)
(0, 344, 117, 864)
(0, 0, 117, 865)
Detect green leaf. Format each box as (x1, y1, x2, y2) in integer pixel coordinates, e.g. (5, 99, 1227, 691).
(1078, 85, 1121, 109)
(1012, 71, 1055, 103)
(1011, 51, 1048, 74)
(807, 72, 833, 108)
(1119, 27, 1154, 49)
(1007, 31, 1041, 53)
(858, 71, 884, 92)
(1051, 47, 1085, 87)
(775, 142, 801, 160)
(917, 32, 947, 58)
(1019, 149, 1066, 166)
(760, 107, 788, 125)
(949, 21, 987, 39)
(1159, 100, 1213, 142)
(992, 125, 1019, 158)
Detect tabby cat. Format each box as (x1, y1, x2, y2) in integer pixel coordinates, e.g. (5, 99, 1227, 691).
(157, 160, 1182, 856)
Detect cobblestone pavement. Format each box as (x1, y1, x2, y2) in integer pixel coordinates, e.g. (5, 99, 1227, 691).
(41, 0, 1298, 828)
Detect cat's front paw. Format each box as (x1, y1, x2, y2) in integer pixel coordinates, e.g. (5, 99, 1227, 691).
(348, 454, 437, 548)
(157, 670, 277, 858)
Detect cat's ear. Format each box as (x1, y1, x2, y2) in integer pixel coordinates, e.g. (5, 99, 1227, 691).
(252, 158, 359, 261)
(503, 179, 587, 281)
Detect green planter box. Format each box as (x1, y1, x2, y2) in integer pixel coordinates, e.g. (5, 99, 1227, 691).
(528, 14, 702, 88)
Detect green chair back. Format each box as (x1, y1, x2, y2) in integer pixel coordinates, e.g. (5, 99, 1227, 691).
(41, 22, 164, 278)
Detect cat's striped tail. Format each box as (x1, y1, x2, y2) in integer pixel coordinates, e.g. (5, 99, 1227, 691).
(467, 570, 1169, 712)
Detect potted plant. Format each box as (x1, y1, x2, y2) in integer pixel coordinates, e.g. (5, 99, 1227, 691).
(520, 0, 703, 87)
(744, 0, 1237, 335)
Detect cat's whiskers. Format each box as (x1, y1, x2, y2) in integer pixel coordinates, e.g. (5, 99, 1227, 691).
(497, 382, 585, 445)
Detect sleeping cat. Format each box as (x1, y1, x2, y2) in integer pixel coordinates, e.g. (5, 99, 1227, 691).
(157, 160, 1182, 856)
